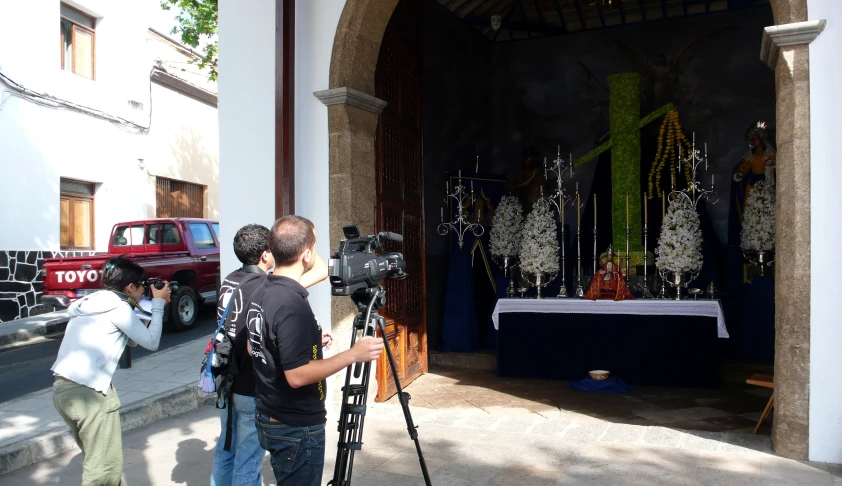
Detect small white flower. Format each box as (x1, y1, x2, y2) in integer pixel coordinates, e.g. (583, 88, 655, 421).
(519, 199, 559, 274)
(490, 195, 525, 257)
(656, 197, 703, 274)
(740, 181, 776, 252)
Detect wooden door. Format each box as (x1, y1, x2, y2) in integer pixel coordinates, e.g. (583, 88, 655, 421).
(374, 0, 427, 402)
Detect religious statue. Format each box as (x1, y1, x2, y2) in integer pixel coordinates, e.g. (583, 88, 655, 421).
(511, 148, 547, 211)
(728, 121, 776, 246)
(584, 246, 635, 301)
(734, 121, 776, 205)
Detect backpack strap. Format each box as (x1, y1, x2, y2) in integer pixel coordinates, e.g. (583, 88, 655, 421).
(217, 271, 263, 452)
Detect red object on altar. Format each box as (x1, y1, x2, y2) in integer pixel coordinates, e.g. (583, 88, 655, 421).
(584, 248, 635, 301)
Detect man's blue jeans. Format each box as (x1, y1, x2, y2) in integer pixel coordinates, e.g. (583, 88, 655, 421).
(255, 412, 326, 486)
(209, 394, 264, 486)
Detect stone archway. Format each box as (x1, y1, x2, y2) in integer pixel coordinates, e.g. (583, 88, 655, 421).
(320, 0, 814, 459)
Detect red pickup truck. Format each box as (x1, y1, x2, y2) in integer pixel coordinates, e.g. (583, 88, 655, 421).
(41, 218, 220, 331)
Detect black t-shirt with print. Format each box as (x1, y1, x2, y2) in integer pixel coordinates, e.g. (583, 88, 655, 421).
(248, 275, 325, 426)
(217, 267, 267, 397)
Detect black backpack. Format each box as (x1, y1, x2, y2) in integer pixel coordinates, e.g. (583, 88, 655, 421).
(212, 268, 263, 451)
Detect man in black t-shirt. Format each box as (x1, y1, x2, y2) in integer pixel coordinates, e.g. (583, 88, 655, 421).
(210, 224, 328, 486)
(248, 215, 384, 486)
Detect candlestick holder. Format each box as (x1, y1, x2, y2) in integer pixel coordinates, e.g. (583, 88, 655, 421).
(624, 225, 631, 277)
(575, 227, 585, 298)
(642, 224, 654, 298)
(437, 172, 484, 249)
(592, 227, 599, 277)
(545, 148, 575, 298)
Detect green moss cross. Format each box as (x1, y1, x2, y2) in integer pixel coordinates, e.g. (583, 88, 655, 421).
(573, 73, 674, 263)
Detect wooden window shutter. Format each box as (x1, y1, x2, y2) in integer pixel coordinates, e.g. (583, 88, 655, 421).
(156, 178, 205, 218)
(60, 197, 70, 247)
(72, 25, 94, 79)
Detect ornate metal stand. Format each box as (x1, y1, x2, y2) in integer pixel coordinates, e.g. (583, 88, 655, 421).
(545, 147, 575, 298)
(744, 250, 775, 277)
(437, 170, 484, 249)
(592, 227, 598, 276)
(657, 132, 719, 293)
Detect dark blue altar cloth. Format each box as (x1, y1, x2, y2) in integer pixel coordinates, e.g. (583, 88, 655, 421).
(569, 377, 630, 394)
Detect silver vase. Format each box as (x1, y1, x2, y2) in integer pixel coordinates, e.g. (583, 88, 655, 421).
(534, 272, 545, 299)
(673, 272, 685, 300)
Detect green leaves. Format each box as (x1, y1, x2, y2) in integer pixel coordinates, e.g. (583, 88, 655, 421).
(161, 0, 218, 81)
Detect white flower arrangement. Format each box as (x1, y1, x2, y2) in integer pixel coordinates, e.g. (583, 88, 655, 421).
(656, 196, 703, 274)
(519, 199, 559, 274)
(490, 195, 524, 257)
(741, 181, 776, 252)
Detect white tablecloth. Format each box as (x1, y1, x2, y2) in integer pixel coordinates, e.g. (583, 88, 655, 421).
(492, 299, 729, 338)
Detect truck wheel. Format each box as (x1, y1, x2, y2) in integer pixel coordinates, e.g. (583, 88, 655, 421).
(170, 287, 198, 331)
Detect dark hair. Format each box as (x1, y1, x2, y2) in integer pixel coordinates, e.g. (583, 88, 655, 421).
(269, 215, 316, 267)
(233, 224, 271, 265)
(101, 257, 147, 292)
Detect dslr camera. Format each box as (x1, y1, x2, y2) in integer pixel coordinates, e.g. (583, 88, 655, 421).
(328, 225, 407, 300)
(143, 278, 179, 298)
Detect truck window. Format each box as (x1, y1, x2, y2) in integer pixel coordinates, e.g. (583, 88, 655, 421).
(189, 223, 216, 249)
(113, 225, 143, 246)
(145, 224, 159, 245)
(212, 223, 220, 238)
(161, 223, 182, 244)
(113, 226, 130, 246)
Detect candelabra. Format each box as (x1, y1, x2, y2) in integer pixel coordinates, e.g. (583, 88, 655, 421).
(438, 170, 484, 249)
(670, 133, 719, 209)
(642, 223, 654, 298)
(544, 147, 575, 297)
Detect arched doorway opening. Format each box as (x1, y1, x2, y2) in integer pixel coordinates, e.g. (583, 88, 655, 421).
(325, 0, 812, 459)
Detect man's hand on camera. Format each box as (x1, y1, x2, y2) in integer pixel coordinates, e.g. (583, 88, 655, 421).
(150, 281, 171, 303)
(350, 336, 384, 363)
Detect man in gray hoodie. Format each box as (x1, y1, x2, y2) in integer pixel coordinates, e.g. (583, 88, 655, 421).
(51, 257, 170, 485)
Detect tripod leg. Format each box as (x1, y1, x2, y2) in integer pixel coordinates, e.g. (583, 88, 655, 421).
(329, 314, 376, 486)
(376, 317, 432, 486)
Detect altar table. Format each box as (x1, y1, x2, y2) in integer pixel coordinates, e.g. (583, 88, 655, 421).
(492, 299, 729, 388)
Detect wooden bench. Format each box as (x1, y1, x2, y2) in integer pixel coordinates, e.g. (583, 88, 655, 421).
(746, 373, 774, 433)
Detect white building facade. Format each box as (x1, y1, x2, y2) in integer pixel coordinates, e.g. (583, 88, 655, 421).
(0, 0, 218, 321)
(217, 0, 842, 463)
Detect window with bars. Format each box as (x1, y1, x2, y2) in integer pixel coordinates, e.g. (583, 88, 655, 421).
(60, 3, 95, 80)
(156, 177, 205, 218)
(60, 179, 95, 250)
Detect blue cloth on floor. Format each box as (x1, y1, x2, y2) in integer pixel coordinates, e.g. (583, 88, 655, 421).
(569, 377, 630, 394)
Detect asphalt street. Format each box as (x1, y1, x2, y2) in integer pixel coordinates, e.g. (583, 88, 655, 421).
(0, 303, 218, 404)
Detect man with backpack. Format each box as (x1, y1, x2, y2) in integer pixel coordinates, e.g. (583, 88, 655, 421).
(210, 224, 328, 486)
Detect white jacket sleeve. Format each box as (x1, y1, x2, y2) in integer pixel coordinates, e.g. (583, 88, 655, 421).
(112, 298, 166, 351)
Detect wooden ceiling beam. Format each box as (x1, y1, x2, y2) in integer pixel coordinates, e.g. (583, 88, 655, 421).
(530, 0, 549, 26)
(552, 0, 568, 32)
(595, 0, 606, 27)
(475, 0, 511, 16)
(493, 0, 523, 41)
(464, 14, 567, 34)
(458, 0, 490, 18)
(518, 1, 533, 37)
(573, 0, 587, 30)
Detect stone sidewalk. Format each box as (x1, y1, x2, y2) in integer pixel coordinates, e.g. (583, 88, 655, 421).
(0, 336, 211, 475)
(2, 396, 840, 485)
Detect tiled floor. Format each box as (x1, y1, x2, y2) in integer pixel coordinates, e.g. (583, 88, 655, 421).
(5, 365, 839, 485)
(389, 363, 775, 436)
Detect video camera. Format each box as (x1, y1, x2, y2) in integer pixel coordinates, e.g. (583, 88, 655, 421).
(328, 225, 407, 300)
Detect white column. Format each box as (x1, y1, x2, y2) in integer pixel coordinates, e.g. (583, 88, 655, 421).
(218, 0, 277, 276)
(808, 0, 842, 464)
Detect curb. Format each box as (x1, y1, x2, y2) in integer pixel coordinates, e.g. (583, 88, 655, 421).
(0, 384, 215, 475)
(0, 314, 70, 347)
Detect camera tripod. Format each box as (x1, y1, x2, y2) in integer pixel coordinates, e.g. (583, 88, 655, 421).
(328, 287, 432, 486)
